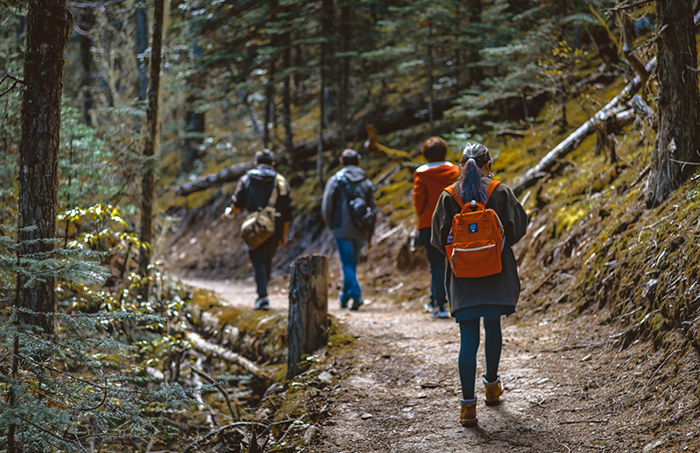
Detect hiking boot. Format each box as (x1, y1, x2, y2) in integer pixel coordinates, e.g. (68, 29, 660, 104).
(460, 398, 478, 427)
(483, 375, 503, 406)
(433, 308, 450, 319)
(349, 298, 364, 311)
(254, 297, 270, 311)
(339, 293, 349, 309)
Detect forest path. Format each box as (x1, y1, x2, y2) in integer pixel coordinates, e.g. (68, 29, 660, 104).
(180, 277, 682, 452)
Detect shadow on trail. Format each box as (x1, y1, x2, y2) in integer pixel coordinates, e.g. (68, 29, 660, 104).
(467, 405, 562, 452)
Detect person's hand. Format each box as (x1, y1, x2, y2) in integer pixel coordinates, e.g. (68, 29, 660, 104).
(279, 221, 290, 248)
(221, 205, 240, 220)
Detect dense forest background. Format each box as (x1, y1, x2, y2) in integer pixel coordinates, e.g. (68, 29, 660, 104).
(2, 0, 700, 451)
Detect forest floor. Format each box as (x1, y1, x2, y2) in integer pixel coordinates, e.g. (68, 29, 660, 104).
(180, 272, 700, 453)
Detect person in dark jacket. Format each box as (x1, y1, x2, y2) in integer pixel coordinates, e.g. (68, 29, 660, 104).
(431, 143, 527, 427)
(223, 150, 292, 310)
(321, 149, 376, 311)
(413, 137, 460, 318)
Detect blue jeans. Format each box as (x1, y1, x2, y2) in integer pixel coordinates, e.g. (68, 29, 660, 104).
(419, 227, 447, 311)
(458, 316, 502, 400)
(335, 238, 364, 303)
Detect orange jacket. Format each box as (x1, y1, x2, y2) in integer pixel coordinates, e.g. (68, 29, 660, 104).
(413, 161, 460, 230)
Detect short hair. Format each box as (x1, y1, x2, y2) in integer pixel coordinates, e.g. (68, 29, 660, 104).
(255, 149, 274, 165)
(421, 137, 448, 162)
(340, 149, 360, 166)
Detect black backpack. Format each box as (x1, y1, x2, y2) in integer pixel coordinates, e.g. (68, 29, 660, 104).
(340, 176, 375, 233)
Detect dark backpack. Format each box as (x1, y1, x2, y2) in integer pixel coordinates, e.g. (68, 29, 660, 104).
(340, 176, 375, 233)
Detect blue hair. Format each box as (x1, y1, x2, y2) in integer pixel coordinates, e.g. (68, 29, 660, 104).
(459, 158, 488, 204)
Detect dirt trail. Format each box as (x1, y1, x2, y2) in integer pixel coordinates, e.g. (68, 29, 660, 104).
(181, 277, 699, 453)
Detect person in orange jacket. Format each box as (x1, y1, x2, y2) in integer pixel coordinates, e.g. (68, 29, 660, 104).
(413, 137, 460, 318)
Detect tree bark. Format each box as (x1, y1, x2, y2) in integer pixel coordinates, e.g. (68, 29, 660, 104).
(287, 255, 329, 379)
(17, 0, 72, 335)
(79, 9, 94, 126)
(134, 0, 149, 102)
(647, 0, 700, 207)
(264, 56, 276, 149)
(467, 0, 483, 85)
(139, 0, 164, 300)
(339, 0, 353, 147)
(321, 0, 336, 126)
(426, 24, 435, 135)
(318, 0, 333, 189)
(181, 105, 205, 174)
(282, 32, 295, 158)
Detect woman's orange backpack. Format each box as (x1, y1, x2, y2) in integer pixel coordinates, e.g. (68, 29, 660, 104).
(444, 180, 504, 278)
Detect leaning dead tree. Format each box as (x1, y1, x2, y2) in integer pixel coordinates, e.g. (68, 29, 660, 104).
(514, 9, 700, 197)
(513, 82, 647, 196)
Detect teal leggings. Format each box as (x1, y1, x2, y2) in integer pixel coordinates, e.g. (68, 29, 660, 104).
(458, 317, 502, 400)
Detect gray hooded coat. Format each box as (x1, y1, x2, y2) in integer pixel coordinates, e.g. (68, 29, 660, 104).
(322, 165, 376, 240)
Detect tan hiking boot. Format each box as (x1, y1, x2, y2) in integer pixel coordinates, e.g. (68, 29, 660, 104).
(460, 398, 477, 427)
(483, 375, 503, 406)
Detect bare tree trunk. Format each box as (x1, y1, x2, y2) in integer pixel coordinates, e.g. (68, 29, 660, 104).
(79, 9, 94, 126)
(318, 0, 333, 189)
(321, 0, 336, 126)
(17, 0, 72, 335)
(135, 0, 149, 102)
(282, 32, 295, 157)
(647, 0, 700, 207)
(467, 0, 483, 85)
(426, 24, 435, 135)
(264, 57, 276, 149)
(339, 0, 352, 147)
(181, 102, 205, 174)
(139, 0, 164, 300)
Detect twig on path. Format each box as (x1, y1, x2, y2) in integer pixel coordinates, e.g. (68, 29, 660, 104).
(558, 419, 608, 425)
(641, 349, 681, 392)
(540, 342, 604, 353)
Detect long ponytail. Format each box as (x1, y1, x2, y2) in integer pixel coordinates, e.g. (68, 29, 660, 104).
(455, 143, 491, 204)
(460, 158, 488, 204)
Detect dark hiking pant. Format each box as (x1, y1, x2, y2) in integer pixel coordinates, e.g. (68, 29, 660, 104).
(419, 227, 447, 311)
(248, 234, 279, 300)
(458, 316, 502, 400)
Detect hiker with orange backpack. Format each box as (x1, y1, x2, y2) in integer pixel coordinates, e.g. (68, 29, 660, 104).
(413, 137, 459, 318)
(431, 143, 527, 428)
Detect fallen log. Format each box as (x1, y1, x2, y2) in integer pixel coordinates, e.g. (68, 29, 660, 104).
(291, 96, 458, 162)
(514, 10, 700, 196)
(513, 59, 656, 196)
(177, 161, 254, 197)
(186, 331, 269, 380)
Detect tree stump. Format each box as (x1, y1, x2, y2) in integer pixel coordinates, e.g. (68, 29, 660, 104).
(287, 255, 329, 379)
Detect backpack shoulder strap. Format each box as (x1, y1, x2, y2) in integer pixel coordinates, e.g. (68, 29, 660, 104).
(446, 180, 500, 207)
(444, 185, 465, 208)
(267, 174, 282, 208)
(486, 180, 501, 201)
